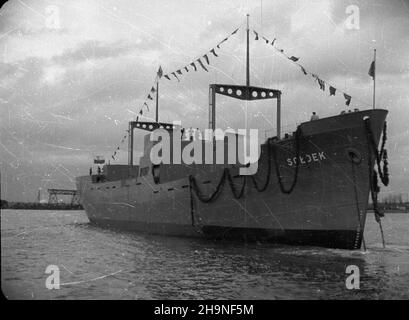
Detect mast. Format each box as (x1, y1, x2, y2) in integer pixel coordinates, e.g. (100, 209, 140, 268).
(246, 14, 250, 87)
(372, 49, 376, 109)
(155, 80, 159, 122)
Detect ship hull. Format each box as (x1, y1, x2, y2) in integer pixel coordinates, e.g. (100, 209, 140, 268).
(76, 109, 388, 249)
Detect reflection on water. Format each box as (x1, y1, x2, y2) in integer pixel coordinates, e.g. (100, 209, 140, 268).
(1, 210, 408, 299)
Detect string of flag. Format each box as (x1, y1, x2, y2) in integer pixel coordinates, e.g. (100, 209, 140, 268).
(134, 24, 242, 121)
(110, 131, 129, 160)
(252, 29, 371, 108)
(161, 25, 242, 83)
(109, 24, 241, 161)
(136, 66, 163, 119)
(110, 66, 164, 161)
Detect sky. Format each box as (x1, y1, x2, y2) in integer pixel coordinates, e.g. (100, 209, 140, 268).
(1, 0, 408, 202)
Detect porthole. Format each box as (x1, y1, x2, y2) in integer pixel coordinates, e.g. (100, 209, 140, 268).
(252, 91, 258, 97)
(346, 148, 362, 165)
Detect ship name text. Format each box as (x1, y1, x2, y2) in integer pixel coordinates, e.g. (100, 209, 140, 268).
(286, 152, 327, 166)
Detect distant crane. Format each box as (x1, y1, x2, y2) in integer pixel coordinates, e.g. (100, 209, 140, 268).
(47, 189, 80, 205)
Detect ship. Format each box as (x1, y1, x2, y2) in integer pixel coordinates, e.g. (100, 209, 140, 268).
(76, 16, 388, 249)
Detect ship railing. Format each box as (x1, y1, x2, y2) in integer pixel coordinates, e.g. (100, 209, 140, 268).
(264, 123, 299, 139)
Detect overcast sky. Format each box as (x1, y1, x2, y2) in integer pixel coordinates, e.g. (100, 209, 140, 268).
(1, 0, 408, 202)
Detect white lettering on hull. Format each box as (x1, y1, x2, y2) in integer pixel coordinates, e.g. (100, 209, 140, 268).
(286, 152, 327, 166)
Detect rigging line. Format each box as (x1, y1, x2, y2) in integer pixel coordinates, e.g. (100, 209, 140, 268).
(253, 29, 372, 107)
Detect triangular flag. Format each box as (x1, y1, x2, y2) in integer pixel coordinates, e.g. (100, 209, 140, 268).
(271, 38, 276, 46)
(197, 58, 208, 72)
(176, 69, 182, 75)
(147, 94, 153, 100)
(203, 54, 209, 65)
(171, 72, 180, 81)
(190, 62, 197, 71)
(144, 102, 149, 111)
(253, 30, 259, 40)
(300, 66, 307, 75)
(210, 48, 218, 57)
(150, 86, 156, 93)
(317, 78, 325, 91)
(164, 74, 171, 80)
(368, 61, 375, 79)
(329, 86, 336, 96)
(344, 93, 352, 106)
(231, 28, 239, 35)
(184, 66, 189, 72)
(262, 36, 269, 44)
(289, 56, 299, 62)
(157, 65, 163, 78)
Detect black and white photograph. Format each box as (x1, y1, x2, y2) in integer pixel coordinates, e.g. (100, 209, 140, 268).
(1, 0, 408, 305)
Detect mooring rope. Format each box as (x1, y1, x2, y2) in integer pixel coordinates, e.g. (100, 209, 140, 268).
(188, 128, 303, 230)
(365, 120, 389, 186)
(365, 118, 388, 248)
(350, 160, 367, 251)
(189, 126, 302, 205)
(249, 138, 273, 192)
(271, 126, 302, 194)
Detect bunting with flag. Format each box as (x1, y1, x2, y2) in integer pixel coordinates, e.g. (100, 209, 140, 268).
(190, 62, 197, 71)
(317, 78, 325, 91)
(203, 54, 209, 65)
(161, 25, 241, 82)
(252, 28, 368, 109)
(110, 26, 241, 162)
(197, 58, 208, 72)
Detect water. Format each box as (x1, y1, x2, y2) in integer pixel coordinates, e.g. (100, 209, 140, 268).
(1, 209, 408, 300)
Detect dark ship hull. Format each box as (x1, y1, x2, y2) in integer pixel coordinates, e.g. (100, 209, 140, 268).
(76, 109, 387, 249)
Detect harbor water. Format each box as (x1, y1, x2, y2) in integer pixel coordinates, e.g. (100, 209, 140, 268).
(1, 209, 408, 299)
